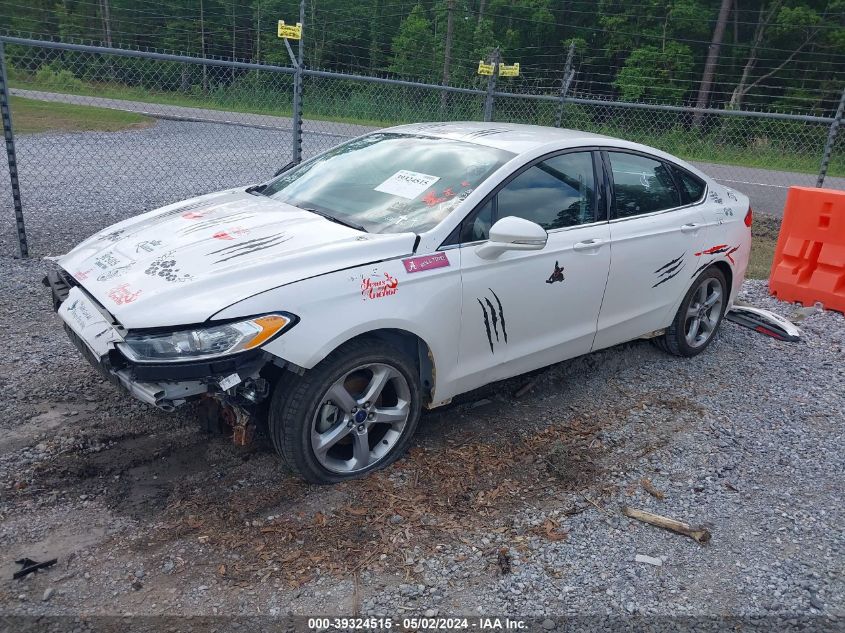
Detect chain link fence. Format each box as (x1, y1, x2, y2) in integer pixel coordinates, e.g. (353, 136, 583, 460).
(1, 36, 843, 257)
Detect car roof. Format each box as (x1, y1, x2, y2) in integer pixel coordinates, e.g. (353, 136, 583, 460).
(382, 121, 710, 181)
(383, 121, 617, 154)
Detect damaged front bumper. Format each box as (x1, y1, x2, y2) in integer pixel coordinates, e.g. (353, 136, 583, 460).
(45, 271, 271, 412)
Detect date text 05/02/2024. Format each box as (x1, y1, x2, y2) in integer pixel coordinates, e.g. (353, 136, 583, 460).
(306, 617, 528, 630)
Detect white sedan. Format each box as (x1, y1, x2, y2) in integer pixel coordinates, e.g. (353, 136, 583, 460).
(47, 122, 751, 483)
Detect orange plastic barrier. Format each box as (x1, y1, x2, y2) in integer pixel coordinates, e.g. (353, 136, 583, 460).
(769, 186, 845, 313)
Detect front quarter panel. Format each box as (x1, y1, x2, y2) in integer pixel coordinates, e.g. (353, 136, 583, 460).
(213, 251, 463, 404)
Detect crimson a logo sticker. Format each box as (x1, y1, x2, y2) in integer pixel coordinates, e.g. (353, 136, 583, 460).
(402, 252, 449, 273)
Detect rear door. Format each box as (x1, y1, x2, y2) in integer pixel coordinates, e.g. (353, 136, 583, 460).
(449, 150, 612, 393)
(594, 150, 708, 350)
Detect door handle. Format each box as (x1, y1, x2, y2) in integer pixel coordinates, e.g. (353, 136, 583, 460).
(680, 223, 700, 234)
(573, 238, 604, 252)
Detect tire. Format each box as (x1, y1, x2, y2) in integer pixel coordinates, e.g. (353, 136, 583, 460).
(655, 266, 728, 357)
(268, 338, 422, 484)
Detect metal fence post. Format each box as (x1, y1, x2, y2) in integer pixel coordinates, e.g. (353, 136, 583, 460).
(291, 0, 305, 164)
(817, 85, 845, 188)
(0, 42, 28, 258)
(554, 42, 576, 129)
(482, 47, 500, 122)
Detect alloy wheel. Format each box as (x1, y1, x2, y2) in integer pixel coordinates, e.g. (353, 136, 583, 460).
(310, 363, 411, 474)
(684, 277, 724, 348)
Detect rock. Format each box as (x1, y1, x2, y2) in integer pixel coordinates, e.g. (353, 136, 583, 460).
(542, 618, 556, 630)
(635, 554, 663, 567)
(42, 587, 55, 602)
(390, 514, 404, 524)
(424, 609, 437, 617)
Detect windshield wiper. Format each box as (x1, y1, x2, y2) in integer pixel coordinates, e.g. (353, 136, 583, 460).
(246, 183, 268, 196)
(299, 206, 368, 233)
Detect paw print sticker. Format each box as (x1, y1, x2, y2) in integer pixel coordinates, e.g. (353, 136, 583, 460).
(144, 253, 192, 283)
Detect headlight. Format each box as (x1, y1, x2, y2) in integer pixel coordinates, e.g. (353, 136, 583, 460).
(118, 314, 293, 363)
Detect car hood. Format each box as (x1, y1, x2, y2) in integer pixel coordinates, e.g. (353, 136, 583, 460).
(58, 188, 416, 328)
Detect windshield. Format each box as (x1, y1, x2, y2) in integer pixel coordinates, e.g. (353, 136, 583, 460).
(261, 133, 514, 234)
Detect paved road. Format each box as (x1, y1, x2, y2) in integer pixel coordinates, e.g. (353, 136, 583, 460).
(8, 89, 845, 221)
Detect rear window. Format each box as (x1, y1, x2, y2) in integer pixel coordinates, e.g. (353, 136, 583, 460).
(608, 152, 680, 218)
(262, 133, 514, 234)
(671, 166, 706, 204)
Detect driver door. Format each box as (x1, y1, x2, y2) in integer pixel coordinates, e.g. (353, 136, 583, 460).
(450, 150, 612, 394)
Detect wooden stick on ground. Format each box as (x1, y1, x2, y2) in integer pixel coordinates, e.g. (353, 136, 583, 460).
(622, 506, 712, 544)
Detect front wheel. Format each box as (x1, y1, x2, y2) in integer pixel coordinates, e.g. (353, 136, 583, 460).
(268, 338, 422, 484)
(655, 267, 727, 357)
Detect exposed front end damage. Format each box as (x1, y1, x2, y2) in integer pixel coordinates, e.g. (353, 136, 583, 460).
(45, 270, 277, 437)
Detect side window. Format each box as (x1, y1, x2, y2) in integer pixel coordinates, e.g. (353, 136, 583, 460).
(670, 165, 706, 205)
(460, 199, 493, 243)
(608, 152, 680, 218)
(496, 152, 596, 230)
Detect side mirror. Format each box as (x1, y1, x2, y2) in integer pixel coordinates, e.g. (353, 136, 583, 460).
(475, 216, 548, 260)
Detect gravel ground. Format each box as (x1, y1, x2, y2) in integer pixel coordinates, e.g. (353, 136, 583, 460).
(0, 242, 842, 628)
(0, 123, 843, 630)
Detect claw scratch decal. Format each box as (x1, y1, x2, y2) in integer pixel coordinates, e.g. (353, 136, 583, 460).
(546, 261, 565, 284)
(207, 233, 292, 264)
(653, 253, 686, 288)
(490, 288, 508, 343)
(690, 260, 713, 279)
(180, 212, 255, 235)
(655, 254, 684, 274)
(691, 244, 740, 275)
(484, 297, 500, 341)
(478, 288, 508, 352)
(477, 299, 494, 353)
(695, 244, 729, 256)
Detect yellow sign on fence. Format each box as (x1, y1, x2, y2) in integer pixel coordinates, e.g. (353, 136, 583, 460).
(477, 61, 494, 76)
(478, 60, 519, 76)
(277, 20, 302, 40)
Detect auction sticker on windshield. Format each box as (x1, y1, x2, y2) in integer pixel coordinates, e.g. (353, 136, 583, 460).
(374, 170, 440, 199)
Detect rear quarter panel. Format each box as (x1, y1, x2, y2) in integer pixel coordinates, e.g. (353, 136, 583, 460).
(692, 181, 752, 307)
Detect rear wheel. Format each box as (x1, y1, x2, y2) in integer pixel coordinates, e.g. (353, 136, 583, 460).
(269, 338, 422, 483)
(655, 267, 727, 357)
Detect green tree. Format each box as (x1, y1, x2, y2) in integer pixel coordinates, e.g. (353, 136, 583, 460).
(389, 4, 436, 81)
(613, 42, 694, 104)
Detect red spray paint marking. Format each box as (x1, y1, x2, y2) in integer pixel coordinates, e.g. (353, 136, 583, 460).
(695, 244, 729, 257)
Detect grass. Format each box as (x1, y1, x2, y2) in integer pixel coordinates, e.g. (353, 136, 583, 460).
(10, 95, 153, 134)
(748, 213, 781, 280)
